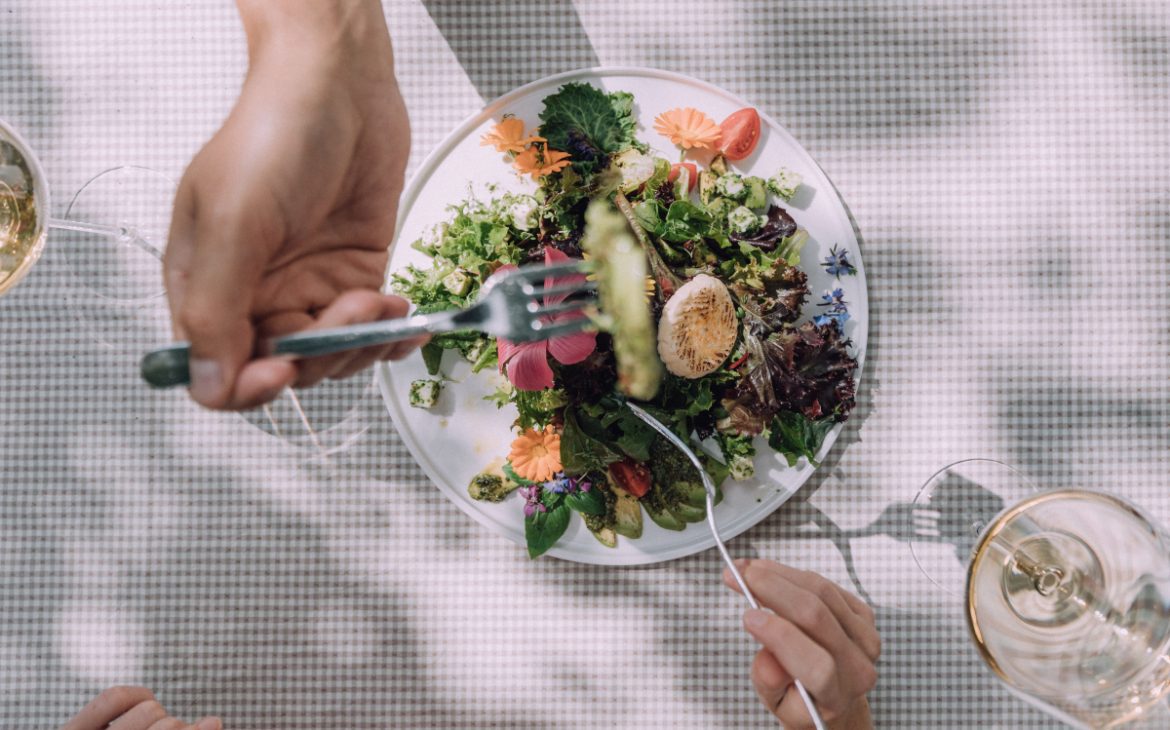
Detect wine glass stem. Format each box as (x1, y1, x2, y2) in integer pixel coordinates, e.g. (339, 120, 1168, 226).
(47, 216, 163, 260)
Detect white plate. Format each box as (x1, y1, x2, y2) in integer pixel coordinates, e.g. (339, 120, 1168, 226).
(378, 67, 867, 565)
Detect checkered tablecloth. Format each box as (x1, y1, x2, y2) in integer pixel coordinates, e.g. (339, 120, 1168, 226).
(3, 1, 1168, 727)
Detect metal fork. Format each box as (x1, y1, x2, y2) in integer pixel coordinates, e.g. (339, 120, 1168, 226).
(139, 260, 595, 388)
(625, 403, 828, 730)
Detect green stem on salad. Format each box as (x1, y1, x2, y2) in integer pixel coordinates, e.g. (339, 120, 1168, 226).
(613, 191, 682, 301)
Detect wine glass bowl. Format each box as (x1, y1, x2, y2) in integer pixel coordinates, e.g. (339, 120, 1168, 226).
(966, 489, 1170, 728)
(0, 118, 49, 297)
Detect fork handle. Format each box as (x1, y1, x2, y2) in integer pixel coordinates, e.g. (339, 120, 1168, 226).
(140, 310, 460, 388)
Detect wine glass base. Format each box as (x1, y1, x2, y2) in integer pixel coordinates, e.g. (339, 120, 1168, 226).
(240, 374, 378, 457)
(910, 458, 1038, 597)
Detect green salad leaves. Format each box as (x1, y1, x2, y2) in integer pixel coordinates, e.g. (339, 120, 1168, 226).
(538, 83, 643, 176)
(400, 82, 859, 558)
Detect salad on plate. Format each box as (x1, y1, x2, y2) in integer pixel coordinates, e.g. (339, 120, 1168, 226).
(393, 82, 859, 558)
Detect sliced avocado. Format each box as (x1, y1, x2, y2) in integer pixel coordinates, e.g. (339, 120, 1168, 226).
(710, 153, 729, 176)
(679, 481, 709, 509)
(613, 492, 643, 539)
(588, 524, 617, 548)
(668, 500, 707, 524)
(744, 177, 768, 210)
(698, 170, 718, 205)
(643, 498, 686, 531)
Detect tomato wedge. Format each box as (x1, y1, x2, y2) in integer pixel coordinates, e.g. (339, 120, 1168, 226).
(667, 162, 698, 193)
(609, 458, 652, 499)
(718, 108, 761, 161)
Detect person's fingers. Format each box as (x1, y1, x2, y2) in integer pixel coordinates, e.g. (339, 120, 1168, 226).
(192, 718, 222, 730)
(327, 333, 428, 381)
(768, 563, 881, 664)
(727, 560, 880, 664)
(750, 647, 792, 718)
(106, 700, 168, 730)
(62, 687, 156, 730)
(144, 718, 186, 730)
(166, 172, 272, 409)
(742, 609, 850, 717)
(290, 291, 412, 388)
(223, 358, 298, 411)
(737, 563, 856, 660)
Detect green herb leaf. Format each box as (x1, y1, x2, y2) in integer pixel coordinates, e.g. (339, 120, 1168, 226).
(767, 411, 836, 467)
(525, 503, 571, 559)
(614, 411, 656, 461)
(503, 461, 535, 487)
(421, 342, 444, 376)
(565, 488, 607, 516)
(660, 200, 713, 244)
(539, 83, 639, 175)
(512, 388, 567, 431)
(560, 408, 622, 475)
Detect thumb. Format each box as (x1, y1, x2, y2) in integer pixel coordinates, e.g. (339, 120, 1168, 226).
(165, 179, 268, 408)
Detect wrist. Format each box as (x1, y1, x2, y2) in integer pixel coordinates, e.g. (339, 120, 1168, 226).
(236, 0, 392, 74)
(831, 696, 873, 730)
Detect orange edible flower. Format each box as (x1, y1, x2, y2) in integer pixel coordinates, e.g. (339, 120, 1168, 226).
(512, 143, 572, 180)
(480, 117, 541, 154)
(508, 426, 563, 483)
(653, 107, 722, 150)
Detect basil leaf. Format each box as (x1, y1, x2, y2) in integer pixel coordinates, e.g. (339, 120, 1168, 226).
(565, 488, 606, 516)
(525, 503, 571, 559)
(421, 342, 444, 376)
(502, 462, 535, 486)
(768, 412, 836, 467)
(561, 408, 622, 475)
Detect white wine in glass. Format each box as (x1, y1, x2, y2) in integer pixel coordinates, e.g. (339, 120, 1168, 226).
(967, 489, 1170, 728)
(0, 117, 171, 301)
(0, 119, 49, 296)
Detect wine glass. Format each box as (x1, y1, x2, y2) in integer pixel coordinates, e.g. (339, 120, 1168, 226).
(0, 117, 172, 303)
(913, 459, 1170, 728)
(2, 117, 378, 457)
(967, 488, 1170, 728)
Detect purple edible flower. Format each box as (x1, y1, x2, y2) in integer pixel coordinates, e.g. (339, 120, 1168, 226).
(519, 485, 546, 517)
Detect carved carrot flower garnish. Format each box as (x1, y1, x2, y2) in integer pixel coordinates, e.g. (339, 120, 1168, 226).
(480, 117, 542, 154)
(653, 107, 722, 150)
(508, 426, 563, 483)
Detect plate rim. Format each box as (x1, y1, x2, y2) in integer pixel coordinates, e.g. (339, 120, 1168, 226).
(379, 65, 868, 565)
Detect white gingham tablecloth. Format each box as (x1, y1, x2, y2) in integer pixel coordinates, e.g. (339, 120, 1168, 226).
(2, 1, 1168, 727)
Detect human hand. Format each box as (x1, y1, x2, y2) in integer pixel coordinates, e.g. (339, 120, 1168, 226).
(61, 686, 220, 730)
(724, 559, 880, 730)
(165, 0, 418, 410)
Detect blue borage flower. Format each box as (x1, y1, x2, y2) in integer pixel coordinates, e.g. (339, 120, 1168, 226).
(821, 244, 857, 278)
(814, 287, 850, 332)
(543, 473, 591, 495)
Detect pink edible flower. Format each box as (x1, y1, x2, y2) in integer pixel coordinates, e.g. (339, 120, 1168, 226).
(496, 247, 597, 391)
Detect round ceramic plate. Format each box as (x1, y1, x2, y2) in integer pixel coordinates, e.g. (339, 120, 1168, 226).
(378, 67, 867, 565)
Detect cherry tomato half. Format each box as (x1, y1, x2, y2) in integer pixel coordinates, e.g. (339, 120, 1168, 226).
(609, 458, 652, 499)
(667, 162, 698, 193)
(718, 108, 761, 161)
